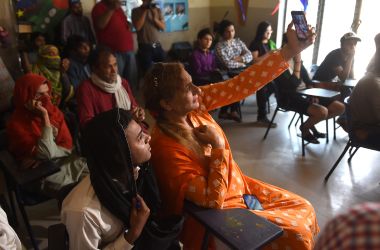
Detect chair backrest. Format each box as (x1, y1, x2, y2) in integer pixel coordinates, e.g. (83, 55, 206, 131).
(167, 41, 193, 63)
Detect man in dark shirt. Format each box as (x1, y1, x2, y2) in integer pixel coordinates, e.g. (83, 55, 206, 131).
(313, 32, 361, 82)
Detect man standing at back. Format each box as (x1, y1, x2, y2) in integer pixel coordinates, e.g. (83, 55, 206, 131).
(61, 0, 96, 46)
(132, 0, 166, 74)
(91, 0, 138, 93)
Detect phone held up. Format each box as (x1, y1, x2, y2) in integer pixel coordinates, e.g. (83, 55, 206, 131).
(291, 11, 308, 41)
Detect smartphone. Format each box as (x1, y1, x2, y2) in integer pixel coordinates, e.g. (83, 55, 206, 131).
(291, 11, 308, 40)
(243, 194, 263, 210)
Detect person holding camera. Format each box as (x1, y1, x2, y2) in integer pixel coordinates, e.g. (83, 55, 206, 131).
(92, 0, 138, 93)
(132, 0, 166, 73)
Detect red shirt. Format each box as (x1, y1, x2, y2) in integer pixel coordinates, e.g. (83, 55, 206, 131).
(92, 1, 133, 52)
(77, 78, 138, 127)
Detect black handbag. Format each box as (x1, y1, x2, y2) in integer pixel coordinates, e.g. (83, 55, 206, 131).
(133, 215, 184, 250)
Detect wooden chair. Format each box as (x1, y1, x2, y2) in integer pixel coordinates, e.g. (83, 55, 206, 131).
(184, 200, 283, 250)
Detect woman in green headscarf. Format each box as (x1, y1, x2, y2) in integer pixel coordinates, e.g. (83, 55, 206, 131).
(32, 44, 74, 107)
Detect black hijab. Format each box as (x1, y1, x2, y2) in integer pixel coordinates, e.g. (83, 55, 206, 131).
(82, 108, 160, 227)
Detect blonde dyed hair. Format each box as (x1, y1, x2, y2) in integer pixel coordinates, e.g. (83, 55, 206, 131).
(143, 62, 203, 155)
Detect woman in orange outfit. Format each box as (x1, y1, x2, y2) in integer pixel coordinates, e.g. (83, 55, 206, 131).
(143, 24, 319, 250)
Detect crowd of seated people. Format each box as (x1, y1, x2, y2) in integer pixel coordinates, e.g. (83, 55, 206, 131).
(3, 0, 380, 248)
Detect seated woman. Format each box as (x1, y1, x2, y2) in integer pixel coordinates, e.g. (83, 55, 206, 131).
(61, 109, 159, 249)
(6, 73, 87, 198)
(250, 21, 278, 127)
(143, 24, 319, 249)
(189, 28, 219, 86)
(31, 44, 73, 108)
(275, 34, 345, 144)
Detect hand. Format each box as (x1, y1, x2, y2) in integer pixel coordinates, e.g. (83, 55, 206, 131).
(151, 8, 159, 20)
(281, 22, 316, 61)
(25, 99, 48, 118)
(293, 53, 301, 63)
(133, 106, 145, 122)
(61, 58, 70, 72)
(125, 195, 150, 244)
(233, 55, 243, 63)
(193, 125, 225, 149)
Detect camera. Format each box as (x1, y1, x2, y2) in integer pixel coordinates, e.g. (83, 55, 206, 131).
(144, 1, 157, 9)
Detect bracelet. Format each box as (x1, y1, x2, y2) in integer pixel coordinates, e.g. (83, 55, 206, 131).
(293, 70, 300, 73)
(294, 61, 302, 63)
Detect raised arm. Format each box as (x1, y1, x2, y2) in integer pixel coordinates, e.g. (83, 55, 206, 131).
(199, 50, 288, 111)
(93, 3, 119, 30)
(199, 23, 315, 111)
(132, 7, 148, 31)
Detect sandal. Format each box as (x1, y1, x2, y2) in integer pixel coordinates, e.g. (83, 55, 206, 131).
(302, 132, 320, 144)
(218, 111, 230, 120)
(311, 126, 326, 138)
(230, 111, 242, 123)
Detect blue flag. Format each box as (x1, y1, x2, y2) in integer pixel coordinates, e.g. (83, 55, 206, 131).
(300, 0, 308, 11)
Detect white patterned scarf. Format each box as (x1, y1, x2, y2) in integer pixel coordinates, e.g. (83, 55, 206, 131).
(91, 73, 131, 110)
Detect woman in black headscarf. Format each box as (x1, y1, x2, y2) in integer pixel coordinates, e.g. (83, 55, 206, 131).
(61, 108, 160, 249)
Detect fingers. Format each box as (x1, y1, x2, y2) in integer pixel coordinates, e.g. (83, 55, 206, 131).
(287, 21, 294, 31)
(194, 125, 207, 133)
(135, 195, 150, 213)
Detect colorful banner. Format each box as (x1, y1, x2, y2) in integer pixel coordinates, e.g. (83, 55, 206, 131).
(13, 0, 69, 33)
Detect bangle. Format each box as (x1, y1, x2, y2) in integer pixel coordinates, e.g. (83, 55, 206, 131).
(293, 70, 300, 73)
(294, 61, 301, 63)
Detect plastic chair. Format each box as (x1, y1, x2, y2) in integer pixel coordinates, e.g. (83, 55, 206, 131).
(0, 129, 61, 250)
(324, 104, 380, 181)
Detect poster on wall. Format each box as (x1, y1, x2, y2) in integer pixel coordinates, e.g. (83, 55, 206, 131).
(156, 0, 188, 32)
(13, 0, 69, 33)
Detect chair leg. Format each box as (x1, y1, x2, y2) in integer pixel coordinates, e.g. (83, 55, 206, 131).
(324, 141, 352, 181)
(325, 119, 329, 143)
(201, 230, 210, 250)
(333, 117, 337, 140)
(288, 112, 298, 129)
(263, 106, 279, 140)
(301, 114, 305, 156)
(237, 102, 242, 121)
(294, 115, 301, 127)
(348, 147, 359, 162)
(4, 175, 18, 227)
(15, 189, 40, 250)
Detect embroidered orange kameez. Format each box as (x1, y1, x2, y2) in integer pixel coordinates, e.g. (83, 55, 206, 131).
(150, 51, 319, 250)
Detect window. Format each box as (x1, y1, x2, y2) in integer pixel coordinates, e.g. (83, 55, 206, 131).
(355, 2, 380, 77)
